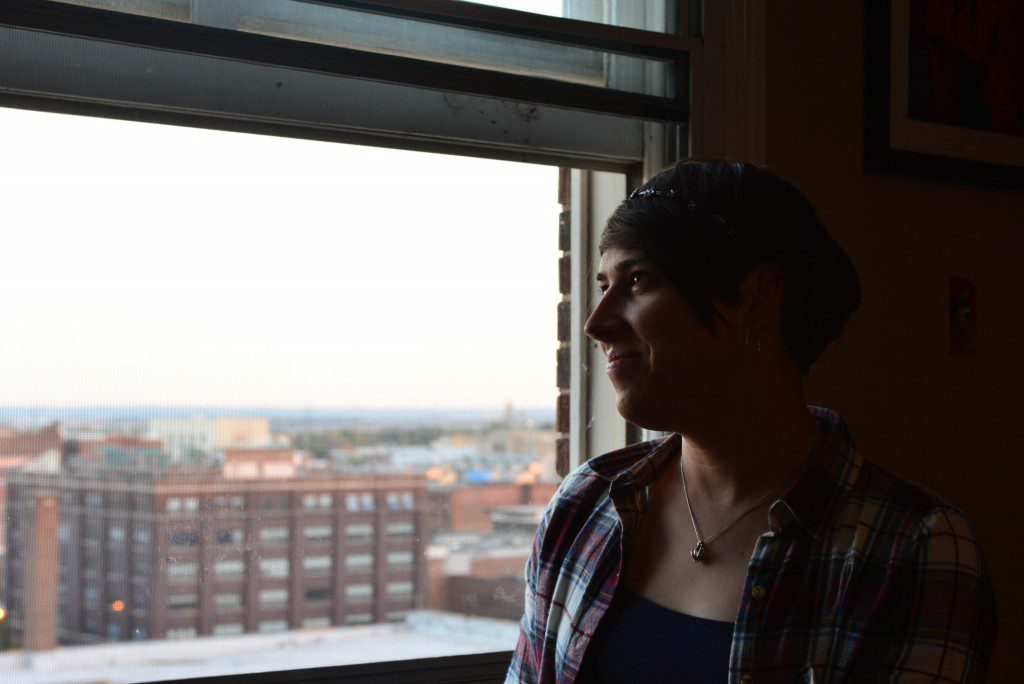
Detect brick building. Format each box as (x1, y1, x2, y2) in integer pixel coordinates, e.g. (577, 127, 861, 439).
(3, 466, 429, 646)
(427, 482, 559, 534)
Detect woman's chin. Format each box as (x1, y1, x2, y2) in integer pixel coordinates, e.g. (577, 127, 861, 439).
(614, 389, 652, 426)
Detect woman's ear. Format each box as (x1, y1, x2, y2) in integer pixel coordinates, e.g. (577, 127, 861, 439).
(744, 262, 785, 329)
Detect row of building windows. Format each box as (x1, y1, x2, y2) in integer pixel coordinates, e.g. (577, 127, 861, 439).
(168, 613, 382, 639)
(163, 582, 409, 613)
(165, 521, 414, 547)
(169, 552, 413, 581)
(163, 491, 417, 516)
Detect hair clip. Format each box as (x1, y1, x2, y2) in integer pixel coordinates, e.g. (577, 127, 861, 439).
(627, 187, 756, 264)
(628, 188, 676, 200)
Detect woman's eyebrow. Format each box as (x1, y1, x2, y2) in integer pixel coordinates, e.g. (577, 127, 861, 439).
(595, 257, 647, 283)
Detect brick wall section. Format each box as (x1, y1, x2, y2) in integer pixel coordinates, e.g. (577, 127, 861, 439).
(555, 168, 572, 478)
(24, 491, 59, 650)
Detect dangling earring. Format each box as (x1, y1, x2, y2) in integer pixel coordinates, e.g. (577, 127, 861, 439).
(745, 326, 760, 361)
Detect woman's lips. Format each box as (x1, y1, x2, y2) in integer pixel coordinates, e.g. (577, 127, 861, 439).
(606, 353, 641, 374)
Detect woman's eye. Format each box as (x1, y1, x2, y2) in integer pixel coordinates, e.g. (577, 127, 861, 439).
(597, 272, 646, 296)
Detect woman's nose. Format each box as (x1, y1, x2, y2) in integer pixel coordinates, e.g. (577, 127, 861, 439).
(584, 293, 618, 342)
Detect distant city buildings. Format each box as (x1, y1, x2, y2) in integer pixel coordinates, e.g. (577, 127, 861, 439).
(4, 467, 428, 646)
(146, 417, 272, 462)
(0, 410, 559, 655)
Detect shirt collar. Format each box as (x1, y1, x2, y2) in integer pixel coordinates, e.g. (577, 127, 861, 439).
(770, 405, 863, 541)
(585, 405, 862, 541)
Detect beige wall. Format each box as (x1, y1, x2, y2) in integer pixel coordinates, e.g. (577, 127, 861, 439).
(764, 2, 1023, 678)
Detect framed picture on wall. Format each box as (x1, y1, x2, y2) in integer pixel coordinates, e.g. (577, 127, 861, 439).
(865, 0, 1024, 185)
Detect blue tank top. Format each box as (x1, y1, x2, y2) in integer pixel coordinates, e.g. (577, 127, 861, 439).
(574, 584, 734, 683)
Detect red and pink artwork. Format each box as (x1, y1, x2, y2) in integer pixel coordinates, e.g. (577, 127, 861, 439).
(909, 0, 1023, 136)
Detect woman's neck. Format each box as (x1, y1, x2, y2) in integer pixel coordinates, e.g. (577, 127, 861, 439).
(676, 392, 821, 509)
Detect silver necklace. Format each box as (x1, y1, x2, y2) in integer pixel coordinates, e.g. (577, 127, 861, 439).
(679, 435, 820, 563)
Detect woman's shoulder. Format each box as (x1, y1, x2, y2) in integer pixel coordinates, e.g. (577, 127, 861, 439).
(844, 454, 983, 557)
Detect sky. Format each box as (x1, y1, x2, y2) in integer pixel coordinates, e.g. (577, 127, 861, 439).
(0, 106, 562, 411)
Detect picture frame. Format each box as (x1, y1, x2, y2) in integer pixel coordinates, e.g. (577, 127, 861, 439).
(864, 0, 1024, 186)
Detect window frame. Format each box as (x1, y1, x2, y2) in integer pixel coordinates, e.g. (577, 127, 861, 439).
(0, 0, 735, 680)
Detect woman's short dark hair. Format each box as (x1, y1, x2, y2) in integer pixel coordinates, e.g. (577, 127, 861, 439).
(601, 157, 861, 376)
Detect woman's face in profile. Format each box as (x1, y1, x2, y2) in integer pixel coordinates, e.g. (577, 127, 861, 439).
(584, 246, 744, 431)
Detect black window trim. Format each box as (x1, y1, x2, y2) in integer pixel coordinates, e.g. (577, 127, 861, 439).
(1, 0, 690, 123)
(145, 650, 515, 683)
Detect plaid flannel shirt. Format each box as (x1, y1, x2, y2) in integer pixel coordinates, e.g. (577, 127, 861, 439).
(506, 405, 997, 683)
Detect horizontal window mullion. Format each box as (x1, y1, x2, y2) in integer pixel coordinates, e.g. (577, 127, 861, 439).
(1, 0, 687, 123)
(305, 0, 692, 60)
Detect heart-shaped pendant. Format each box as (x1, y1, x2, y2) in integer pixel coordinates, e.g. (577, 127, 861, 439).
(690, 540, 705, 562)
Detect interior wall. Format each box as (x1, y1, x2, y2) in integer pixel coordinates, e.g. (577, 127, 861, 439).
(764, 2, 1023, 679)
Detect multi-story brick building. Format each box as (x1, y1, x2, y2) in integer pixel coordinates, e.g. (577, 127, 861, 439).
(3, 465, 429, 647)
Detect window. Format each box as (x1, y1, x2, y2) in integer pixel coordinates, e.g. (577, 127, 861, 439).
(302, 556, 331, 573)
(85, 493, 103, 508)
(214, 560, 244, 579)
(258, 620, 288, 634)
(305, 587, 331, 603)
(108, 526, 126, 542)
(258, 527, 289, 543)
(167, 594, 199, 612)
(168, 530, 199, 547)
(303, 493, 333, 510)
(3, 0, 677, 677)
(214, 592, 244, 610)
(344, 554, 373, 572)
(213, 623, 244, 636)
(216, 529, 244, 546)
(167, 562, 198, 582)
(386, 522, 414, 537)
(261, 495, 289, 512)
(259, 589, 289, 608)
(345, 523, 374, 539)
(387, 581, 414, 597)
(386, 551, 413, 568)
(302, 617, 331, 629)
(344, 584, 374, 603)
(259, 558, 289, 578)
(303, 525, 332, 542)
(214, 496, 245, 513)
(344, 614, 373, 624)
(133, 529, 151, 545)
(166, 627, 197, 640)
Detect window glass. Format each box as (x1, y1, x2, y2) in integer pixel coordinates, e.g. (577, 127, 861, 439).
(303, 525, 332, 542)
(302, 556, 332, 573)
(259, 589, 289, 608)
(344, 554, 374, 572)
(214, 592, 244, 609)
(259, 558, 290, 578)
(305, 587, 331, 603)
(0, 102, 566, 678)
(386, 522, 414, 537)
(386, 551, 414, 567)
(214, 560, 244, 578)
(167, 562, 198, 582)
(345, 523, 373, 539)
(258, 527, 290, 543)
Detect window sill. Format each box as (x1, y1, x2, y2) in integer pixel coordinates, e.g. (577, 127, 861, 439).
(147, 650, 514, 683)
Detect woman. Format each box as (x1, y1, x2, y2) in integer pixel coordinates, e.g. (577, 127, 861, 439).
(506, 159, 996, 683)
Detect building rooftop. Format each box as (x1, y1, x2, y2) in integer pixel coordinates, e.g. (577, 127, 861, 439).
(0, 611, 518, 683)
